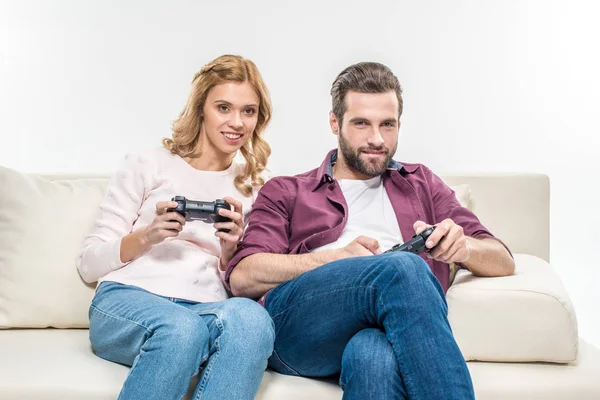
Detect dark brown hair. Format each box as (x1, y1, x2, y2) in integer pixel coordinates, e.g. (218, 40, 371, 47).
(330, 62, 403, 125)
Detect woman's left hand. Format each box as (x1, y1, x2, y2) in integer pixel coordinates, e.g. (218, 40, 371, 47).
(214, 196, 245, 270)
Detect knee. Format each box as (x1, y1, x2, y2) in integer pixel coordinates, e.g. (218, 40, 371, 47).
(159, 313, 210, 357)
(341, 329, 398, 385)
(219, 298, 275, 355)
(343, 328, 397, 371)
(379, 252, 434, 283)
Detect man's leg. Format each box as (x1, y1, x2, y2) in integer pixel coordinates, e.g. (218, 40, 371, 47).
(340, 328, 407, 400)
(265, 251, 474, 400)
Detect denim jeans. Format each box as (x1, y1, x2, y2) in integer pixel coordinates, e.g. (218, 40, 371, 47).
(89, 281, 275, 400)
(265, 251, 475, 400)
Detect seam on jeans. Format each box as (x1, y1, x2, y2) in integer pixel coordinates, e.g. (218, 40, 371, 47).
(270, 350, 301, 376)
(193, 309, 224, 318)
(193, 311, 224, 400)
(90, 304, 152, 333)
(269, 286, 373, 320)
(376, 271, 417, 393)
(268, 286, 376, 378)
(375, 257, 443, 395)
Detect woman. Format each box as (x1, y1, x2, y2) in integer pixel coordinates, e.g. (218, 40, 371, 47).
(77, 54, 275, 400)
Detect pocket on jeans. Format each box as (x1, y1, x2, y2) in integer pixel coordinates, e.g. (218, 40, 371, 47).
(268, 350, 301, 376)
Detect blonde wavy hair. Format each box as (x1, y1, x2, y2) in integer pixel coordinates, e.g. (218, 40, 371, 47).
(163, 55, 272, 197)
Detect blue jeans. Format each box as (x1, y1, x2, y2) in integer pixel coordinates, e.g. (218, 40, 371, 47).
(89, 281, 275, 400)
(265, 252, 475, 400)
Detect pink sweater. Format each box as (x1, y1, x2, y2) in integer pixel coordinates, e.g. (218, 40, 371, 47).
(77, 147, 260, 303)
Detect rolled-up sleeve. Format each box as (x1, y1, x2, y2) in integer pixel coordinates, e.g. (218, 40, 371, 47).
(225, 178, 293, 284)
(426, 167, 513, 258)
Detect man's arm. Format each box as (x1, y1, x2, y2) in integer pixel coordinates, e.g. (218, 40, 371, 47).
(414, 219, 515, 277)
(419, 166, 515, 278)
(226, 177, 381, 299)
(463, 237, 515, 277)
(231, 236, 381, 299)
(230, 251, 338, 298)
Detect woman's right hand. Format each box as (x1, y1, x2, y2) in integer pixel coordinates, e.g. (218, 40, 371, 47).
(141, 201, 186, 247)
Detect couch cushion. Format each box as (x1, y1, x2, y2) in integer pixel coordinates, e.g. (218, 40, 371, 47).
(0, 167, 108, 328)
(447, 254, 579, 363)
(0, 329, 599, 400)
(0, 329, 343, 400)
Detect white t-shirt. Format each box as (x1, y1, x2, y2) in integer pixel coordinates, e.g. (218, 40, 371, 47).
(76, 146, 261, 303)
(311, 176, 404, 253)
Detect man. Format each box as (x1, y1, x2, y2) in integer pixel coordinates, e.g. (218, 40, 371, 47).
(226, 62, 515, 399)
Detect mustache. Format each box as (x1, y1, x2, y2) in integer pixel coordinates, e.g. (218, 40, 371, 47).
(358, 146, 389, 153)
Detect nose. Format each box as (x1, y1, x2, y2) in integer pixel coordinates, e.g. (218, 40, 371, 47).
(367, 127, 384, 148)
(228, 112, 243, 131)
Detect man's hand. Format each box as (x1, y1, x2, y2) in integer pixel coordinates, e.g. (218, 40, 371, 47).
(336, 235, 382, 259)
(413, 219, 471, 263)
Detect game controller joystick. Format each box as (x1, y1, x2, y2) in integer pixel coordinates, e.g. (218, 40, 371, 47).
(384, 225, 437, 255)
(168, 196, 232, 233)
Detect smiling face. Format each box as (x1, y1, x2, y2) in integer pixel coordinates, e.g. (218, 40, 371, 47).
(199, 81, 260, 159)
(331, 90, 400, 179)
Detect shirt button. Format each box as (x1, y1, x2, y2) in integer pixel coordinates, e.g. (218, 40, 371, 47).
(211, 286, 220, 293)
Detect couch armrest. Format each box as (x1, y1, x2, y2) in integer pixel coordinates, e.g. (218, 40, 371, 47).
(447, 254, 578, 363)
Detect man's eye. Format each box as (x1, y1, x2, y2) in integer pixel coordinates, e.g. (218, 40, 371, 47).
(355, 121, 366, 126)
(383, 122, 394, 127)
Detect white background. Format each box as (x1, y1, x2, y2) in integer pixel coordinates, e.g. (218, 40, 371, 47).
(1, 1, 598, 348)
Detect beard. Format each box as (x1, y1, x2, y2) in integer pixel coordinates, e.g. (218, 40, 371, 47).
(338, 129, 397, 177)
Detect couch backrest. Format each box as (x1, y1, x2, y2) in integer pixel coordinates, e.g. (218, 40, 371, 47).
(0, 168, 549, 329)
(442, 174, 550, 262)
(41, 173, 550, 261)
(42, 173, 550, 261)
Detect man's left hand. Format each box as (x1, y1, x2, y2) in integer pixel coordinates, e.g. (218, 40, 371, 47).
(413, 219, 471, 264)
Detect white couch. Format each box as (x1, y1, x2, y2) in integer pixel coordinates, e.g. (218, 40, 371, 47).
(1, 166, 599, 399)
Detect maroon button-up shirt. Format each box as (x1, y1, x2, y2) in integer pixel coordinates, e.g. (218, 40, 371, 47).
(226, 149, 509, 294)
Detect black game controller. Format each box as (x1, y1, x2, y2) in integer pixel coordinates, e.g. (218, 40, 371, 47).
(384, 226, 437, 255)
(168, 196, 232, 233)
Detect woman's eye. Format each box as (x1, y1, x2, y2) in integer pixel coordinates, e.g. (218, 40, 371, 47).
(244, 108, 256, 115)
(218, 105, 229, 112)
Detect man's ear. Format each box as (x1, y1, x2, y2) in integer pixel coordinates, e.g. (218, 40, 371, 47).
(329, 111, 340, 136)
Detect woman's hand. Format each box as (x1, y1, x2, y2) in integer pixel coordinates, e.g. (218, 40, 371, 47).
(141, 201, 186, 247)
(214, 197, 244, 270)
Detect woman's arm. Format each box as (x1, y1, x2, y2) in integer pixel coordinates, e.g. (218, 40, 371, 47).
(76, 153, 149, 283)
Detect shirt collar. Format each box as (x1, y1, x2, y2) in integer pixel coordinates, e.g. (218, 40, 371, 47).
(311, 149, 404, 191)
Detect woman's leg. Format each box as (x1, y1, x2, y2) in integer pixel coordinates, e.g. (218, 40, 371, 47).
(183, 297, 275, 400)
(89, 282, 211, 400)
